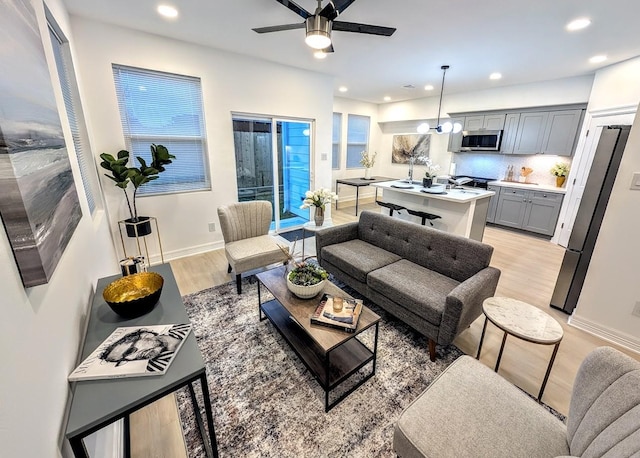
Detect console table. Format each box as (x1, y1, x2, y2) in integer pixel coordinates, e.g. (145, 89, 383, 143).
(335, 176, 396, 215)
(65, 264, 218, 457)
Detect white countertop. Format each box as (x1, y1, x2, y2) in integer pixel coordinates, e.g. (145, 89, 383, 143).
(373, 180, 495, 203)
(488, 180, 567, 194)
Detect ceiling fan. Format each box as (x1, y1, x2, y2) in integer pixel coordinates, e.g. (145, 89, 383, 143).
(252, 0, 396, 53)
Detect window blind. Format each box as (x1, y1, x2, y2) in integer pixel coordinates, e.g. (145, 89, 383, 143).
(48, 24, 97, 214)
(346, 114, 370, 168)
(332, 112, 342, 169)
(112, 65, 210, 195)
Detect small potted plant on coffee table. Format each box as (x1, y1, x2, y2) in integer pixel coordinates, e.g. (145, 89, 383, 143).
(279, 245, 328, 299)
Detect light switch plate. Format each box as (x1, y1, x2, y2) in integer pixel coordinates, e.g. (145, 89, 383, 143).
(321, 153, 328, 161)
(630, 172, 640, 190)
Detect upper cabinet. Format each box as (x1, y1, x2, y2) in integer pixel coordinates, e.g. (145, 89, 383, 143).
(450, 105, 585, 156)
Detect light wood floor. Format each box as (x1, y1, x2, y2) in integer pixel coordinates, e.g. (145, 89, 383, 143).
(130, 199, 639, 457)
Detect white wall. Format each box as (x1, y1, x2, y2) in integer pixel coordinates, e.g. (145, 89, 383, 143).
(0, 1, 119, 456)
(70, 17, 335, 261)
(570, 57, 640, 351)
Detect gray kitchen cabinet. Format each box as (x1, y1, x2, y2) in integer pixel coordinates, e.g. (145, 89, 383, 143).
(486, 185, 500, 223)
(512, 112, 549, 154)
(541, 109, 583, 156)
(464, 114, 505, 131)
(494, 187, 564, 236)
(447, 117, 465, 152)
(495, 188, 528, 228)
(500, 113, 521, 153)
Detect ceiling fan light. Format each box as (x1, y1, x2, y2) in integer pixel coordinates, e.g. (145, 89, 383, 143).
(305, 16, 332, 49)
(452, 122, 463, 134)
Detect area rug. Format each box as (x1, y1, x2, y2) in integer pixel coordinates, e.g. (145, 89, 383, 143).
(175, 277, 464, 457)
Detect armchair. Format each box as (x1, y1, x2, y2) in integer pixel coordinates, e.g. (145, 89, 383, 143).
(394, 346, 640, 457)
(217, 201, 288, 294)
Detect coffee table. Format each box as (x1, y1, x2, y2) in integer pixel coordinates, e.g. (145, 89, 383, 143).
(256, 266, 380, 412)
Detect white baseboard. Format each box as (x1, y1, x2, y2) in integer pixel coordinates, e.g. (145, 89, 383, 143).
(568, 314, 640, 354)
(148, 241, 224, 265)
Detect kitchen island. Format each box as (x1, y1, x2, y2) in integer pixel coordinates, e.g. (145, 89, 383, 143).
(371, 180, 495, 241)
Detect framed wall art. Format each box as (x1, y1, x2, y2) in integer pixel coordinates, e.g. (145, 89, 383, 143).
(0, 0, 82, 287)
(391, 134, 431, 165)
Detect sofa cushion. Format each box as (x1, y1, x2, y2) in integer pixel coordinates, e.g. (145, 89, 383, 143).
(394, 355, 569, 458)
(368, 259, 459, 326)
(321, 239, 401, 284)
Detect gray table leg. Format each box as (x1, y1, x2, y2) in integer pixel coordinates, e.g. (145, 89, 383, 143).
(538, 342, 561, 400)
(495, 332, 508, 372)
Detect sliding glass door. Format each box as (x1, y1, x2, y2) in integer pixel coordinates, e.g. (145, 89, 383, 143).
(232, 115, 311, 231)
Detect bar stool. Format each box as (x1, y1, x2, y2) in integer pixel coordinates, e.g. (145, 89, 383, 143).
(376, 200, 406, 216)
(407, 208, 441, 226)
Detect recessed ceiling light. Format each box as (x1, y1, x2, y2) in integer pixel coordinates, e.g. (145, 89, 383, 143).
(338, 86, 348, 93)
(384, 96, 391, 102)
(589, 55, 607, 64)
(566, 17, 591, 31)
(424, 84, 434, 91)
(313, 50, 327, 59)
(157, 5, 178, 18)
(489, 72, 502, 80)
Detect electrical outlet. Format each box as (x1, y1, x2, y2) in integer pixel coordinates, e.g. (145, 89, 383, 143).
(633, 302, 640, 318)
(208, 222, 216, 232)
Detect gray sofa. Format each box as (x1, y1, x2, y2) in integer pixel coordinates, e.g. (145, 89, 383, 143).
(315, 210, 500, 361)
(394, 346, 640, 457)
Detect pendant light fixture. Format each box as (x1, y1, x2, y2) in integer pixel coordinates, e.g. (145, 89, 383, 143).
(417, 65, 463, 135)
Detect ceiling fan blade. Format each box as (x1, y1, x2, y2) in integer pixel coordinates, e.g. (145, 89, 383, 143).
(274, 0, 312, 19)
(319, 2, 338, 20)
(252, 23, 305, 34)
(332, 0, 358, 15)
(332, 21, 396, 36)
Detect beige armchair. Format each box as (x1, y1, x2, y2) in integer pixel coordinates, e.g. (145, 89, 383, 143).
(217, 201, 289, 294)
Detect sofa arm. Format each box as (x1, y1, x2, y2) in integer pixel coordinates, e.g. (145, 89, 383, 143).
(439, 266, 501, 345)
(315, 222, 359, 265)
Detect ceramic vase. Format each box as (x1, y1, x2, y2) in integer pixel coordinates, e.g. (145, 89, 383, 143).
(314, 206, 325, 226)
(364, 168, 372, 179)
(556, 176, 566, 187)
(422, 177, 433, 188)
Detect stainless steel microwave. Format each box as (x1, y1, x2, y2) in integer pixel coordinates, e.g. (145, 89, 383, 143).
(460, 130, 503, 151)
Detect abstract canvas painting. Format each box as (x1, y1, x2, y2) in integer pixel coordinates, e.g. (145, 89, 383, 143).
(391, 134, 431, 165)
(0, 0, 82, 287)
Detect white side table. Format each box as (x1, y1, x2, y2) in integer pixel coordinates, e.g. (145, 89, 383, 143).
(301, 221, 334, 259)
(476, 297, 564, 401)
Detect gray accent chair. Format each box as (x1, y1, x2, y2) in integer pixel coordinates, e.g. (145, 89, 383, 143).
(316, 210, 500, 361)
(394, 346, 640, 458)
(217, 201, 289, 293)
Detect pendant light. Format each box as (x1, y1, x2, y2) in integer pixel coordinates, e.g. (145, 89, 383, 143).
(417, 65, 463, 135)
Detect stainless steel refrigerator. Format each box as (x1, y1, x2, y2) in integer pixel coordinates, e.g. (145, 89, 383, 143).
(551, 125, 631, 314)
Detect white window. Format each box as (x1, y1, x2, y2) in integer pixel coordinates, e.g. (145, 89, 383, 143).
(112, 65, 210, 195)
(48, 20, 99, 214)
(332, 112, 342, 169)
(346, 114, 370, 168)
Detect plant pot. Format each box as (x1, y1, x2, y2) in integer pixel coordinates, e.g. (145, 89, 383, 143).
(422, 177, 433, 188)
(314, 206, 325, 226)
(286, 276, 326, 299)
(124, 217, 153, 237)
(556, 176, 566, 187)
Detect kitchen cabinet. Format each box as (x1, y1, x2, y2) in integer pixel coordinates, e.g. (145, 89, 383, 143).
(494, 187, 564, 236)
(486, 185, 500, 223)
(447, 117, 465, 152)
(541, 109, 583, 156)
(500, 113, 521, 154)
(511, 112, 549, 155)
(463, 114, 505, 131)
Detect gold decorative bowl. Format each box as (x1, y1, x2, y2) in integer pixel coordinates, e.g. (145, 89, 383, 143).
(102, 272, 164, 318)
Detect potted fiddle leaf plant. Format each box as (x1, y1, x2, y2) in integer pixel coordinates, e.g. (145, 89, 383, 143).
(100, 144, 175, 237)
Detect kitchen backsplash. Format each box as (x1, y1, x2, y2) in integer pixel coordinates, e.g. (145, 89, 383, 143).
(452, 152, 572, 186)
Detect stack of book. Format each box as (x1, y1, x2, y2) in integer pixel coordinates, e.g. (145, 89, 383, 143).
(310, 294, 363, 333)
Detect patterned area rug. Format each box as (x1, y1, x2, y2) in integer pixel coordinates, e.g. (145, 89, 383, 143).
(176, 277, 464, 457)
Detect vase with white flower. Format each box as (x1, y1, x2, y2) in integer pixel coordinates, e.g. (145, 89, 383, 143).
(550, 162, 570, 187)
(422, 157, 440, 188)
(300, 188, 339, 226)
(359, 151, 377, 180)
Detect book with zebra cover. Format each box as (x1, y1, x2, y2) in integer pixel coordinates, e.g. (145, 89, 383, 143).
(68, 324, 192, 381)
